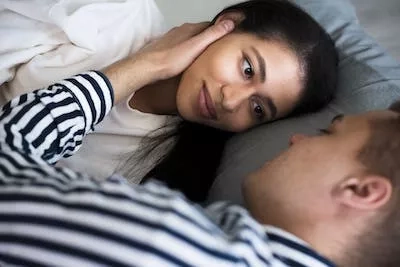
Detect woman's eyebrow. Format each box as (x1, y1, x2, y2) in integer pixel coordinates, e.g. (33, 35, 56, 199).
(250, 46, 266, 83)
(249, 46, 275, 119)
(266, 97, 277, 120)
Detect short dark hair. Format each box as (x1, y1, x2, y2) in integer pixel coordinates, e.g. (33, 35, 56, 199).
(126, 0, 338, 202)
(352, 101, 400, 267)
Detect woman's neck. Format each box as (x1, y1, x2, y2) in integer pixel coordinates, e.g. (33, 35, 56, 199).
(128, 76, 180, 115)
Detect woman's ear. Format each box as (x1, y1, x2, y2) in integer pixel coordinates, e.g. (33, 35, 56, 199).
(335, 176, 392, 211)
(214, 12, 244, 26)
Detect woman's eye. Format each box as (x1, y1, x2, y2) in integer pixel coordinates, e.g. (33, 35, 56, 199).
(242, 58, 254, 79)
(252, 100, 265, 121)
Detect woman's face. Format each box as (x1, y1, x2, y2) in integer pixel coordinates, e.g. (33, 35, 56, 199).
(176, 32, 303, 132)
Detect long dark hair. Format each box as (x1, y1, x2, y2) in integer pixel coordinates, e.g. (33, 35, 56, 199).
(123, 0, 338, 203)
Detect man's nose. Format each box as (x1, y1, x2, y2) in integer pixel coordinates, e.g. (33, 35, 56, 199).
(221, 84, 255, 112)
(289, 134, 308, 146)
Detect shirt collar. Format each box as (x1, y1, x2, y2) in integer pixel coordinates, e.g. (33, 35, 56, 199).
(264, 225, 336, 267)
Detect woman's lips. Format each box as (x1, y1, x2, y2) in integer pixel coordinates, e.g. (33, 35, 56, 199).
(199, 85, 217, 120)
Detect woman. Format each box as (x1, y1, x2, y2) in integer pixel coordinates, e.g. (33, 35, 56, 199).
(60, 0, 338, 202)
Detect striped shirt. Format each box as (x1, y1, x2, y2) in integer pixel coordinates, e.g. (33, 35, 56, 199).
(0, 71, 335, 267)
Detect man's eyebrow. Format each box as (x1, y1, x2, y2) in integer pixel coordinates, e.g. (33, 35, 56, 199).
(331, 114, 344, 124)
(250, 46, 266, 83)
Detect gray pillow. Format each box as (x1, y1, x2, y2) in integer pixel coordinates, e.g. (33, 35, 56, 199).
(207, 0, 400, 205)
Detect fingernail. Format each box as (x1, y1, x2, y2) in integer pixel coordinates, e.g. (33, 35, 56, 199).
(221, 20, 234, 31)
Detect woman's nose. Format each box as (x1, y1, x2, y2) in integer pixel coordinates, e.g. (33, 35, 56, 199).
(221, 84, 255, 112)
(289, 134, 309, 146)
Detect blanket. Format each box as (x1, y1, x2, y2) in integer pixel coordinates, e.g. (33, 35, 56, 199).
(0, 0, 165, 102)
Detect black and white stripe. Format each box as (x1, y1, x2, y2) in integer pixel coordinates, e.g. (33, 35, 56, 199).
(0, 71, 335, 266)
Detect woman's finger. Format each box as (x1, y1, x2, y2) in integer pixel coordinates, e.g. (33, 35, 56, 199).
(156, 20, 235, 78)
(178, 20, 235, 55)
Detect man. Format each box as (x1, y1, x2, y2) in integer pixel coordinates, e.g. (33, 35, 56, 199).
(0, 19, 399, 267)
(243, 103, 400, 266)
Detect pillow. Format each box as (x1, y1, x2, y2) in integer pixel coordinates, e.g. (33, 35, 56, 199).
(207, 0, 400, 205)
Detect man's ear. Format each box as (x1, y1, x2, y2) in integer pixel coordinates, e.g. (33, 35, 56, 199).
(335, 176, 392, 210)
(214, 12, 244, 26)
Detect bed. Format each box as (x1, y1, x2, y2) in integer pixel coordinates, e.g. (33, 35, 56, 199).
(2, 0, 400, 206)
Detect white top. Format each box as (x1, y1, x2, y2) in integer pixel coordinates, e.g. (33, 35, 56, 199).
(58, 95, 169, 182)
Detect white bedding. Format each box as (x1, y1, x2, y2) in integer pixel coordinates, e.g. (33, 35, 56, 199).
(0, 0, 165, 102)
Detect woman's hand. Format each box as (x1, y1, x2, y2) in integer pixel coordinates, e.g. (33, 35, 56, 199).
(104, 20, 235, 104)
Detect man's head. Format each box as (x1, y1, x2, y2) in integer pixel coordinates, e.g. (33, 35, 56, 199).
(243, 101, 400, 266)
